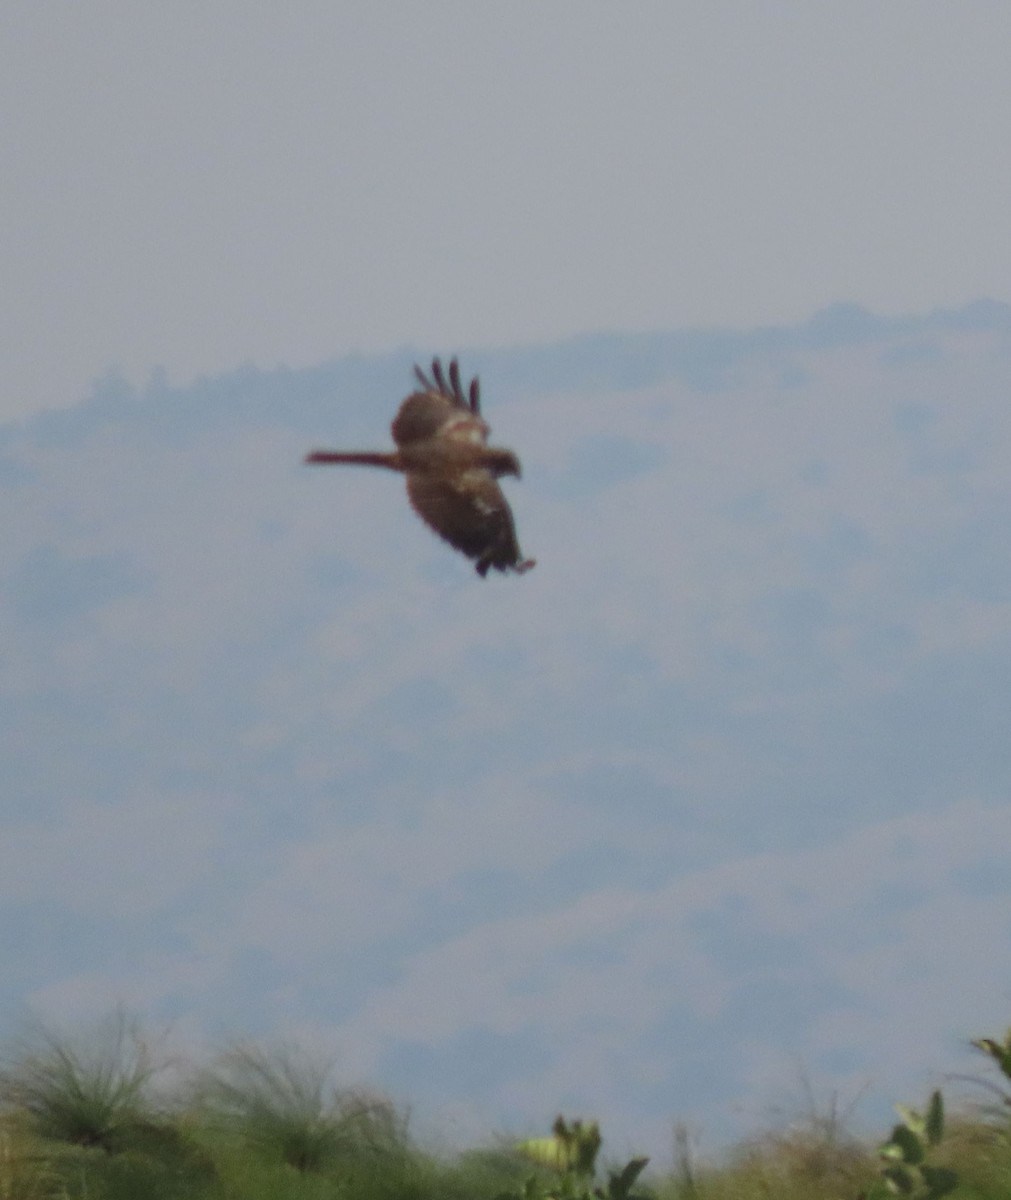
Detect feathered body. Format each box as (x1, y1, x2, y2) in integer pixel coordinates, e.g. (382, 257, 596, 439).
(305, 358, 535, 577)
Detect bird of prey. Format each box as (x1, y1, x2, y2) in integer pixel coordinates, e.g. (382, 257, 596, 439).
(305, 358, 535, 577)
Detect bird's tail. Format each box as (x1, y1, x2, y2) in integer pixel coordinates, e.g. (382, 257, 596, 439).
(304, 450, 401, 469)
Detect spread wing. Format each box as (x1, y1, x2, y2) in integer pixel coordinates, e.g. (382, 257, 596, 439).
(417, 357, 481, 416)
(406, 470, 527, 576)
(391, 358, 488, 449)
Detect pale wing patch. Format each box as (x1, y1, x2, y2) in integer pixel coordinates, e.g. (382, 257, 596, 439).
(440, 412, 490, 445)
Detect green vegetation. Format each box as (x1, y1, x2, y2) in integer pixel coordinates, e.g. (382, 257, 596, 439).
(190, 1042, 406, 1174)
(510, 1115, 649, 1200)
(4, 1014, 1011, 1199)
(0, 1010, 163, 1154)
(866, 1091, 956, 1200)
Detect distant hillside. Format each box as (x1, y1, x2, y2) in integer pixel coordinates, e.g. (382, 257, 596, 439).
(3, 301, 1011, 1157)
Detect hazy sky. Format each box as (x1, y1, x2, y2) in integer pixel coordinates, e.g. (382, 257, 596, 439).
(3, 2, 1011, 420)
(5, 0, 1011, 1162)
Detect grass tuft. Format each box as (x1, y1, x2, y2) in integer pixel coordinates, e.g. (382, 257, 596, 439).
(191, 1041, 407, 1174)
(0, 1010, 164, 1154)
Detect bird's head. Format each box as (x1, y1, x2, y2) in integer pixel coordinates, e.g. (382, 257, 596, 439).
(486, 449, 522, 478)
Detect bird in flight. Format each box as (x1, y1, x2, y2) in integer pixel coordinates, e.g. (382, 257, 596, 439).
(305, 358, 535, 577)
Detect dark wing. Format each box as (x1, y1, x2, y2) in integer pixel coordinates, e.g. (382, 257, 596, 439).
(405, 470, 530, 576)
(448, 358, 481, 416)
(393, 357, 487, 448)
(391, 391, 459, 447)
(413, 357, 480, 414)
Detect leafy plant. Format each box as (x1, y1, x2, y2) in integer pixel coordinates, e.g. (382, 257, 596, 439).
(863, 1091, 956, 1200)
(967, 1028, 1011, 1112)
(972, 1029, 1011, 1081)
(509, 1115, 650, 1200)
